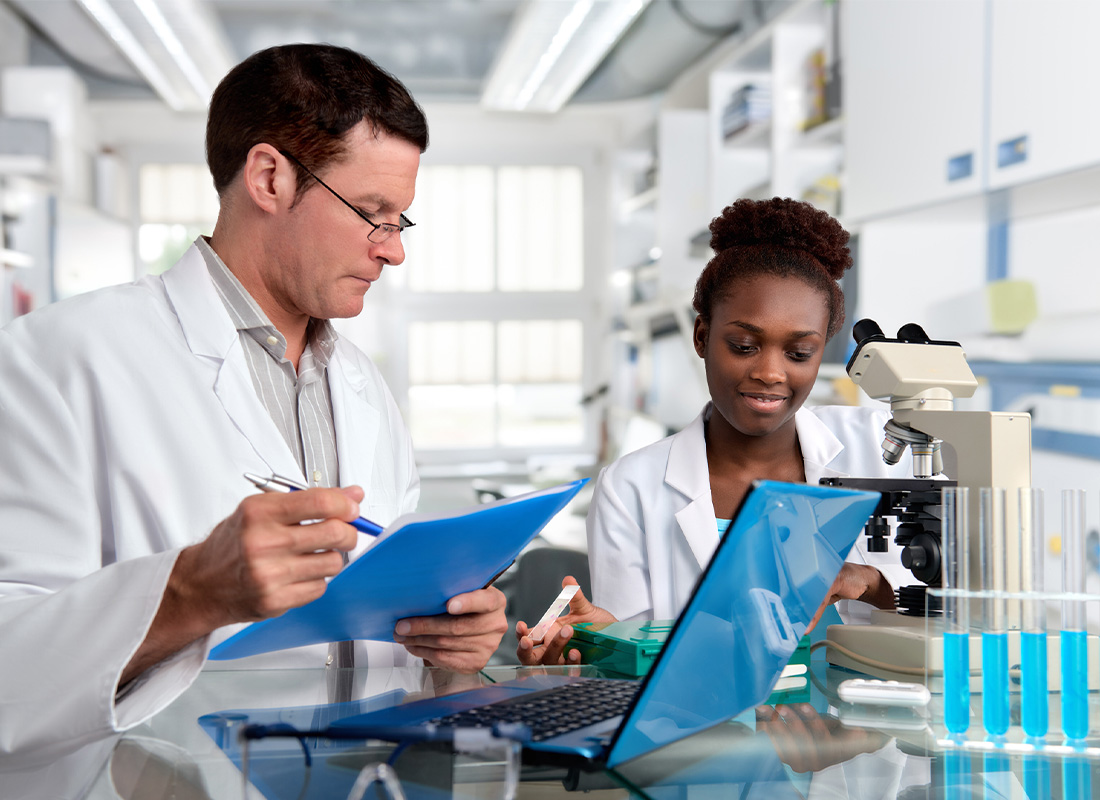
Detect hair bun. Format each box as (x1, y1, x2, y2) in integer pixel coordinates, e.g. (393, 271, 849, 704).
(708, 197, 851, 280)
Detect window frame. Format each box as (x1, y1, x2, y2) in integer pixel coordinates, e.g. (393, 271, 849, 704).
(389, 153, 608, 467)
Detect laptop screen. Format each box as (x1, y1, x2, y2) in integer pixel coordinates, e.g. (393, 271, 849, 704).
(605, 480, 880, 766)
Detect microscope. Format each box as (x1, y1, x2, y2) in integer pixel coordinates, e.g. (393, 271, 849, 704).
(822, 319, 1034, 688)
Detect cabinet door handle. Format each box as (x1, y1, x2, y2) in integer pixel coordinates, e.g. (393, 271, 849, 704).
(997, 135, 1029, 168)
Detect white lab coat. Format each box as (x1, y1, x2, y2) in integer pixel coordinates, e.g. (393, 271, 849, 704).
(588, 403, 913, 621)
(0, 244, 420, 763)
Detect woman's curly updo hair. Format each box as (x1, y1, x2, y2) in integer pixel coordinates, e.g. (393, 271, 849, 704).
(692, 197, 852, 339)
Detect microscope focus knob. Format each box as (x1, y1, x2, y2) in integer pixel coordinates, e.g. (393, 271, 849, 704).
(901, 546, 927, 569)
(900, 532, 942, 586)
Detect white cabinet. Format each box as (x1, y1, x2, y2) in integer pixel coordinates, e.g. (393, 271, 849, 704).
(987, 0, 1100, 189)
(846, 0, 1100, 219)
(843, 0, 986, 220)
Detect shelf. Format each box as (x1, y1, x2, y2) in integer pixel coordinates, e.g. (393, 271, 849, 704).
(0, 248, 33, 269)
(722, 120, 772, 150)
(619, 185, 659, 216)
(797, 117, 843, 148)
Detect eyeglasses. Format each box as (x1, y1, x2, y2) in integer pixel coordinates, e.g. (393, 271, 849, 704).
(279, 150, 414, 244)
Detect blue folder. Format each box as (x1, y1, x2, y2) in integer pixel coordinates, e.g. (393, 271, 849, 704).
(209, 478, 588, 660)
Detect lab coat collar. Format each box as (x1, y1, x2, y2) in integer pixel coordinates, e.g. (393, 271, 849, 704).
(795, 406, 848, 483)
(161, 243, 239, 360)
(667, 407, 718, 570)
(161, 244, 305, 483)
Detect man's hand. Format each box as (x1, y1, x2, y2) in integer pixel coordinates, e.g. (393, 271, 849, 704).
(515, 576, 616, 666)
(393, 586, 508, 673)
(806, 563, 895, 633)
(122, 486, 365, 685)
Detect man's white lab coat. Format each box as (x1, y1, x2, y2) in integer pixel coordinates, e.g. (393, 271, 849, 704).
(588, 403, 914, 621)
(0, 244, 419, 762)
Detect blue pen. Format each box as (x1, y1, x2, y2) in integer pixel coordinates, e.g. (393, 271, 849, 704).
(243, 472, 384, 537)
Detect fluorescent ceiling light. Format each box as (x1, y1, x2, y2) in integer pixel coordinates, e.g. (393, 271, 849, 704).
(76, 0, 235, 112)
(482, 0, 651, 113)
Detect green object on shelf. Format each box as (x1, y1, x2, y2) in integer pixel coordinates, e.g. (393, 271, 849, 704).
(571, 619, 673, 678)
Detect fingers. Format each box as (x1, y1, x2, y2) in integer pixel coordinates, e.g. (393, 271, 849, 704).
(516, 622, 580, 666)
(805, 596, 829, 634)
(176, 487, 368, 629)
(395, 589, 508, 673)
(445, 586, 506, 616)
(247, 486, 362, 526)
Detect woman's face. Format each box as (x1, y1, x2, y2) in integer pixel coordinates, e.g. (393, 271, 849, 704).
(693, 273, 830, 440)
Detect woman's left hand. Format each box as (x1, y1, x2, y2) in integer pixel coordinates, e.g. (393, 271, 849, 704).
(806, 563, 895, 633)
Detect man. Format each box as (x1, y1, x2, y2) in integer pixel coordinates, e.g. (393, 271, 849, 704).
(0, 44, 506, 760)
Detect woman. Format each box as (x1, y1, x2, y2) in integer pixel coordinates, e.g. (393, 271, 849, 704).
(518, 197, 912, 665)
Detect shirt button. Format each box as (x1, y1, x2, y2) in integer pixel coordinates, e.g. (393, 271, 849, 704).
(313, 470, 322, 483)
(266, 335, 278, 346)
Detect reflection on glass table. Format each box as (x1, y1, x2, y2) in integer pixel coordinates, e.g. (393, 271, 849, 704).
(3, 659, 1096, 799)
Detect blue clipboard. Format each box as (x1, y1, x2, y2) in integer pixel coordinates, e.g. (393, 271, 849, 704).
(209, 478, 588, 660)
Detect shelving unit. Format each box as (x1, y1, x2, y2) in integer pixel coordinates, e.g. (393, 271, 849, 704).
(604, 0, 849, 429)
(707, 0, 841, 214)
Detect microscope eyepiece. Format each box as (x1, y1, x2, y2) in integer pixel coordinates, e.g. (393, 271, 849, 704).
(897, 323, 932, 343)
(852, 318, 885, 344)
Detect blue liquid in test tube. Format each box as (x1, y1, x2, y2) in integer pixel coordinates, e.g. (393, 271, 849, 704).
(1062, 629, 1089, 740)
(979, 488, 1009, 738)
(943, 631, 970, 735)
(1020, 488, 1048, 739)
(1060, 489, 1088, 742)
(942, 488, 970, 735)
(1020, 630, 1047, 737)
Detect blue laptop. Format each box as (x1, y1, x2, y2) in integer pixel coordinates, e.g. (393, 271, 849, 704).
(328, 479, 880, 768)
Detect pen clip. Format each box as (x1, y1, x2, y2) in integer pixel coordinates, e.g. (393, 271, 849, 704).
(245, 472, 310, 492)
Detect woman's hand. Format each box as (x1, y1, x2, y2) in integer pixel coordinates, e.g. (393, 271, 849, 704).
(806, 563, 895, 633)
(515, 576, 617, 666)
(755, 704, 890, 772)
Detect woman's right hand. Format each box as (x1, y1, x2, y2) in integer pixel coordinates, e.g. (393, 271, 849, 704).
(515, 576, 616, 666)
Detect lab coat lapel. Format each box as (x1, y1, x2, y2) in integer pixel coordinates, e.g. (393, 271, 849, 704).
(666, 410, 719, 570)
(161, 244, 305, 482)
(329, 348, 380, 492)
(796, 407, 848, 483)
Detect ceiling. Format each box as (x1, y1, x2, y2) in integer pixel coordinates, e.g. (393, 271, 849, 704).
(3, 0, 756, 110)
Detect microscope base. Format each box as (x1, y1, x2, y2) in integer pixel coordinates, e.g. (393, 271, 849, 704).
(824, 610, 1100, 692)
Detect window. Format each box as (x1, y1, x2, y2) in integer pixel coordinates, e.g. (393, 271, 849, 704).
(399, 165, 588, 453)
(138, 163, 219, 275)
(408, 319, 583, 449)
(403, 165, 583, 292)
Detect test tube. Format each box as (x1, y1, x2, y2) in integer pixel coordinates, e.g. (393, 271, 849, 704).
(941, 486, 970, 736)
(1060, 488, 1088, 741)
(980, 488, 1009, 738)
(1019, 488, 1048, 739)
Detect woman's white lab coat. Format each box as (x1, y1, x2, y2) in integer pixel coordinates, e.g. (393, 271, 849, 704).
(588, 403, 913, 622)
(0, 244, 419, 762)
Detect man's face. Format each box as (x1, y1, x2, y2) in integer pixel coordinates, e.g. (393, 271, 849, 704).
(269, 122, 420, 322)
(693, 273, 829, 440)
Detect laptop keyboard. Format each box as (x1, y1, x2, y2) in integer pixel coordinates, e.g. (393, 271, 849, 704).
(429, 678, 639, 742)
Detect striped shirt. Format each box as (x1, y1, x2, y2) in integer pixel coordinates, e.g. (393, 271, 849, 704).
(196, 237, 339, 488)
